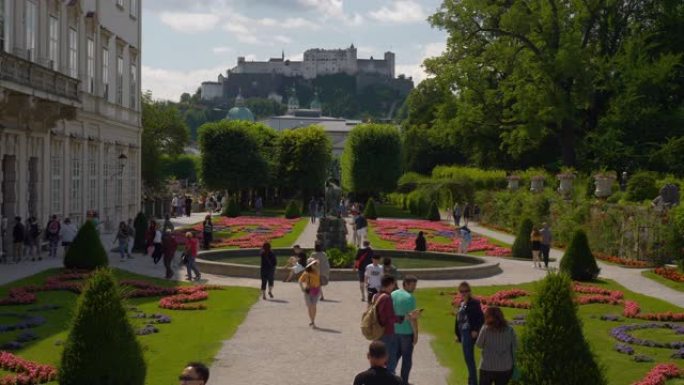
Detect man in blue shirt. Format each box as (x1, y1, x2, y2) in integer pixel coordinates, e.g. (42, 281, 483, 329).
(391, 276, 419, 384)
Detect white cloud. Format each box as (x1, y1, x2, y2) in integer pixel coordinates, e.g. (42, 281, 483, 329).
(159, 12, 220, 33)
(142, 65, 228, 101)
(297, 0, 344, 18)
(394, 40, 446, 84)
(274, 35, 293, 44)
(423, 41, 446, 58)
(212, 46, 233, 54)
(368, 1, 427, 24)
(259, 17, 320, 30)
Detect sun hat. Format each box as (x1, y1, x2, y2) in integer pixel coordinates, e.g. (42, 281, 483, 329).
(305, 257, 319, 269)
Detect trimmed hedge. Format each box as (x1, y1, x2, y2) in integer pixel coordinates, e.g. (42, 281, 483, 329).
(285, 200, 301, 219)
(560, 229, 600, 281)
(364, 198, 378, 219)
(63, 221, 108, 270)
(222, 196, 240, 218)
(626, 171, 658, 202)
(511, 218, 534, 259)
(59, 269, 146, 385)
(518, 273, 606, 385)
(426, 201, 441, 221)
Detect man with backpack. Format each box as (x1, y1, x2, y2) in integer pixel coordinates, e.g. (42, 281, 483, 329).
(354, 241, 374, 302)
(25, 217, 41, 261)
(45, 215, 61, 259)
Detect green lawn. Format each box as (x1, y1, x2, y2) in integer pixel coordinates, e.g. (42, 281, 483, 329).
(641, 270, 684, 293)
(180, 217, 308, 250)
(366, 225, 397, 249)
(0, 269, 258, 385)
(414, 279, 684, 385)
(215, 254, 472, 269)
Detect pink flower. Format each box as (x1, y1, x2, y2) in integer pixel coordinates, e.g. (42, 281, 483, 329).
(632, 363, 682, 385)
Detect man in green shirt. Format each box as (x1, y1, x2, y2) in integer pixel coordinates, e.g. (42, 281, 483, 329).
(391, 276, 419, 384)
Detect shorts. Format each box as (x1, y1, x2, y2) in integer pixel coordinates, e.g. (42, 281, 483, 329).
(358, 269, 366, 282)
(357, 228, 368, 238)
(320, 276, 329, 286)
(304, 291, 320, 306)
(532, 241, 541, 251)
(367, 287, 379, 302)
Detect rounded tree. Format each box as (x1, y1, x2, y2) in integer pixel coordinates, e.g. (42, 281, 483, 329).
(285, 200, 301, 219)
(511, 218, 534, 259)
(59, 269, 146, 385)
(426, 201, 441, 221)
(341, 124, 402, 198)
(222, 196, 241, 218)
(64, 220, 108, 270)
(518, 273, 606, 385)
(560, 229, 600, 281)
(363, 198, 378, 220)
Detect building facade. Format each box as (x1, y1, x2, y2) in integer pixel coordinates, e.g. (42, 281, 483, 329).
(0, 0, 142, 246)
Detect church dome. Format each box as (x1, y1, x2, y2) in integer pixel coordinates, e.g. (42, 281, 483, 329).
(226, 90, 255, 122)
(310, 91, 322, 111)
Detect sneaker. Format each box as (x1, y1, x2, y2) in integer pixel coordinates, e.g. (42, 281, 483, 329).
(186, 276, 193, 281)
(194, 275, 201, 281)
(268, 292, 274, 298)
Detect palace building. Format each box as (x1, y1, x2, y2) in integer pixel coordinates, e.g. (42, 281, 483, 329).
(0, 0, 142, 247)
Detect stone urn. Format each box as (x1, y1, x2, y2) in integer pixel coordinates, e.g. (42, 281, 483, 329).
(530, 176, 545, 193)
(507, 176, 521, 191)
(594, 174, 616, 198)
(557, 174, 575, 197)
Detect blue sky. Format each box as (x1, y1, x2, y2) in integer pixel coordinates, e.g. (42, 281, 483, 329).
(141, 0, 446, 101)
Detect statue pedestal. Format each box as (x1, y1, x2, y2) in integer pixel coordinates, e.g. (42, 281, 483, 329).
(316, 217, 348, 250)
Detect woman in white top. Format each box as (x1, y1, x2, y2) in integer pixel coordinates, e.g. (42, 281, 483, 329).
(61, 218, 78, 253)
(310, 242, 331, 301)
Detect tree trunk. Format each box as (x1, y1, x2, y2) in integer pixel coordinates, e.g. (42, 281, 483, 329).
(560, 120, 576, 167)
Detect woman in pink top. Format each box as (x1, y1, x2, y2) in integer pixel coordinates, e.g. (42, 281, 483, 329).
(184, 232, 201, 281)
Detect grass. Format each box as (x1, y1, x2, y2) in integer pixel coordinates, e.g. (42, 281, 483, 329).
(179, 217, 308, 250)
(215, 254, 472, 269)
(0, 268, 258, 385)
(366, 225, 397, 250)
(414, 279, 684, 385)
(376, 203, 422, 219)
(642, 270, 684, 293)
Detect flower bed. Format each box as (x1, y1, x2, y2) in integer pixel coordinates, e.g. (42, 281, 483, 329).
(595, 253, 653, 268)
(611, 323, 684, 350)
(0, 352, 57, 384)
(371, 219, 511, 256)
(654, 267, 684, 283)
(173, 216, 301, 249)
(632, 363, 682, 385)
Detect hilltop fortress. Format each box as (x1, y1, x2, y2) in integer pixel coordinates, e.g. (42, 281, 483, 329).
(200, 45, 412, 103)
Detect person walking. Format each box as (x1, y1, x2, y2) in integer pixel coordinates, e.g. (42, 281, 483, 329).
(365, 254, 384, 306)
(176, 195, 185, 217)
(45, 215, 61, 259)
(351, 213, 359, 247)
(12, 217, 24, 263)
(476, 307, 517, 385)
(455, 281, 485, 385)
(162, 230, 178, 279)
(540, 222, 552, 269)
(171, 196, 178, 218)
(202, 215, 213, 250)
(260, 242, 277, 299)
(355, 213, 368, 247)
(459, 225, 473, 254)
(184, 232, 201, 281)
(184, 196, 193, 217)
(61, 218, 77, 254)
(179, 362, 210, 385)
(163, 214, 174, 232)
(463, 203, 472, 225)
(453, 203, 462, 227)
(254, 195, 263, 216)
(298, 258, 321, 328)
(354, 241, 374, 302)
(353, 341, 403, 385)
(310, 242, 330, 301)
(126, 218, 135, 257)
(26, 217, 41, 261)
(392, 276, 420, 385)
(531, 228, 542, 269)
(414, 231, 427, 252)
(145, 220, 157, 256)
(308, 197, 317, 224)
(383, 256, 399, 279)
(151, 225, 163, 264)
(114, 221, 131, 262)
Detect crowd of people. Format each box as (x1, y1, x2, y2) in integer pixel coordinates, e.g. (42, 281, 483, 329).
(1, 215, 80, 263)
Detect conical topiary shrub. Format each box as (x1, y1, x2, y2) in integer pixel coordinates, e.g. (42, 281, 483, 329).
(426, 201, 441, 221)
(364, 198, 378, 219)
(511, 218, 533, 259)
(284, 200, 301, 219)
(132, 212, 147, 252)
(222, 196, 240, 218)
(560, 229, 600, 281)
(59, 268, 146, 385)
(64, 220, 108, 270)
(518, 273, 606, 385)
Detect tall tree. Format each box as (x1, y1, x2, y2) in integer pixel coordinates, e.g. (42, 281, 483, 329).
(277, 125, 332, 199)
(342, 124, 402, 197)
(427, 0, 684, 168)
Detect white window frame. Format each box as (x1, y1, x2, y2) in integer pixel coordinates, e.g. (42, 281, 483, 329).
(116, 55, 123, 105)
(70, 146, 82, 213)
(88, 144, 97, 210)
(102, 47, 109, 99)
(130, 62, 137, 109)
(48, 15, 59, 70)
(68, 27, 78, 78)
(87, 38, 94, 93)
(25, 1, 37, 61)
(130, 0, 137, 18)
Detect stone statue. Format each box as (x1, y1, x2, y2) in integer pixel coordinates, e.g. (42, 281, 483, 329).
(325, 181, 342, 216)
(652, 184, 680, 211)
